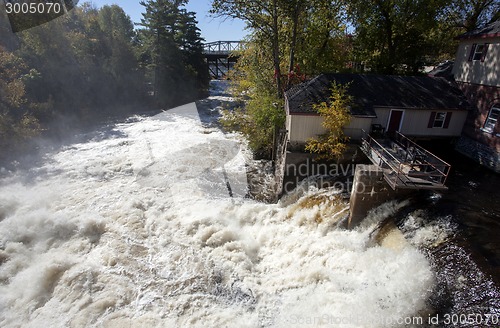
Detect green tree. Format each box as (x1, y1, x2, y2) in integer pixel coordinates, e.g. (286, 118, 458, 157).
(8, 2, 147, 125)
(139, 0, 208, 107)
(213, 0, 348, 158)
(347, 0, 449, 74)
(220, 41, 285, 157)
(420, 0, 500, 63)
(1, 2, 154, 163)
(174, 9, 210, 100)
(211, 0, 284, 97)
(444, 0, 500, 32)
(305, 83, 351, 161)
(0, 47, 40, 159)
(282, 0, 348, 76)
(97, 5, 144, 104)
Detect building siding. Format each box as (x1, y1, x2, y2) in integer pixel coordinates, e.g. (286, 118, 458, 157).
(287, 108, 466, 144)
(400, 109, 467, 137)
(452, 32, 500, 172)
(344, 117, 372, 139)
(452, 37, 500, 86)
(288, 115, 325, 144)
(287, 115, 371, 144)
(373, 108, 467, 137)
(373, 108, 391, 127)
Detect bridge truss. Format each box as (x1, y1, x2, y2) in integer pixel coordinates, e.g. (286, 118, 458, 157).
(203, 41, 244, 79)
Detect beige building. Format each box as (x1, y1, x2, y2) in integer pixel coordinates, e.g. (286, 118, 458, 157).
(285, 73, 470, 149)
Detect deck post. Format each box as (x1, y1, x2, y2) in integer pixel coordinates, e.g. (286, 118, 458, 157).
(348, 164, 401, 229)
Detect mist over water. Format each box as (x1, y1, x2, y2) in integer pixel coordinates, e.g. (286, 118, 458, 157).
(0, 82, 436, 327)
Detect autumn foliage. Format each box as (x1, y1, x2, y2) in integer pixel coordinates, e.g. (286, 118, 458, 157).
(305, 83, 352, 161)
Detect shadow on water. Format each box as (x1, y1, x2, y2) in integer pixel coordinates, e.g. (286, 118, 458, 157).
(0, 109, 162, 182)
(1, 81, 235, 183)
(389, 140, 500, 327)
(196, 99, 223, 128)
(419, 140, 500, 273)
(195, 97, 242, 129)
(387, 193, 500, 327)
(195, 80, 244, 129)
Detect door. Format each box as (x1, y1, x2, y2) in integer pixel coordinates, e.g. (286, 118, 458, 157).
(387, 110, 404, 134)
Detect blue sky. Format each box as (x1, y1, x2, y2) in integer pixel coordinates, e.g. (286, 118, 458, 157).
(86, 1, 247, 42)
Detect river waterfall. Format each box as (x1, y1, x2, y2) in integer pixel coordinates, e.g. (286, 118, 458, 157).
(0, 81, 440, 327)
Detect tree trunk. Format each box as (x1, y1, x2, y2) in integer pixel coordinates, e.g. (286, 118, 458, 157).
(381, 9, 395, 74)
(385, 22, 395, 74)
(272, 0, 282, 98)
(287, 6, 299, 89)
(154, 27, 160, 100)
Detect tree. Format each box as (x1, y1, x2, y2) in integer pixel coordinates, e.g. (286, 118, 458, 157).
(347, 0, 450, 74)
(0, 47, 40, 159)
(1, 3, 156, 163)
(212, 0, 348, 158)
(282, 0, 348, 76)
(220, 42, 285, 157)
(174, 9, 210, 100)
(98, 5, 135, 40)
(139, 0, 208, 107)
(305, 83, 351, 161)
(444, 0, 500, 32)
(211, 0, 284, 97)
(97, 5, 144, 104)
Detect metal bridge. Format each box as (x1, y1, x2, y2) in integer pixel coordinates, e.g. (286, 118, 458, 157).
(203, 41, 244, 79)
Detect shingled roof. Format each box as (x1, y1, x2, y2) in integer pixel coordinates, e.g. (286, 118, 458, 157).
(457, 20, 500, 40)
(285, 73, 470, 116)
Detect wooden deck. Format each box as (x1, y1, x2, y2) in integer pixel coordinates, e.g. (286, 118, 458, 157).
(361, 132, 451, 190)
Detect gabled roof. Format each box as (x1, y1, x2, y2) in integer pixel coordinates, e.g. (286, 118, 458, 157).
(456, 20, 500, 40)
(285, 73, 470, 116)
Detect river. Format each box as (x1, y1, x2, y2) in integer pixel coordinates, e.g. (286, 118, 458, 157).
(0, 81, 497, 327)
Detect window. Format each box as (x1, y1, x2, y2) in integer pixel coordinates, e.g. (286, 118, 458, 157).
(468, 43, 490, 62)
(483, 106, 500, 134)
(472, 44, 485, 60)
(433, 112, 446, 128)
(428, 112, 452, 129)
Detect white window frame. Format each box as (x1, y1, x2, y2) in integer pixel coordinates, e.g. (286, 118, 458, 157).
(472, 44, 485, 61)
(482, 105, 500, 134)
(433, 112, 447, 128)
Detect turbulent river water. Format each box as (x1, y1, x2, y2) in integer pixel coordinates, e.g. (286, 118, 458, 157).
(0, 81, 497, 327)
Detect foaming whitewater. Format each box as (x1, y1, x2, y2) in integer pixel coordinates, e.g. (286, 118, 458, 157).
(0, 81, 435, 327)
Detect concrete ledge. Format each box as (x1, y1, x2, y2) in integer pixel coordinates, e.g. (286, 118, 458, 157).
(348, 164, 402, 229)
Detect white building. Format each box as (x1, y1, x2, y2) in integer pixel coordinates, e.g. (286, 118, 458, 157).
(285, 73, 470, 150)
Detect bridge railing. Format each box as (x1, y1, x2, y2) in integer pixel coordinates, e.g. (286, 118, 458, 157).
(203, 41, 244, 54)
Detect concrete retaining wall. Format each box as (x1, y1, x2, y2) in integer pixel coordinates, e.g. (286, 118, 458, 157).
(348, 164, 401, 229)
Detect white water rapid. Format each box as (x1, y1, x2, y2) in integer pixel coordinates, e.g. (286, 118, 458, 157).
(0, 81, 435, 327)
